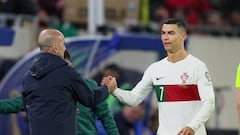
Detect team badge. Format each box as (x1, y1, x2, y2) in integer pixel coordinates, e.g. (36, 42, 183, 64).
(180, 72, 189, 83)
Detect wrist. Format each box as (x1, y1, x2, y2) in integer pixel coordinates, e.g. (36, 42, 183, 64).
(108, 87, 117, 93)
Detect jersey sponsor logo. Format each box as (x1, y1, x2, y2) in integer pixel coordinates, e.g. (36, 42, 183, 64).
(205, 72, 212, 82)
(156, 76, 164, 80)
(180, 72, 189, 83)
(153, 84, 200, 102)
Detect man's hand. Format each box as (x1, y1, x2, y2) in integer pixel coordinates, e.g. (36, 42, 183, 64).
(177, 127, 194, 135)
(75, 108, 80, 114)
(101, 76, 117, 93)
(101, 76, 112, 86)
(10, 90, 21, 98)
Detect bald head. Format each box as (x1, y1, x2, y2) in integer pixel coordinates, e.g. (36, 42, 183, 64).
(38, 29, 66, 58)
(38, 29, 64, 48)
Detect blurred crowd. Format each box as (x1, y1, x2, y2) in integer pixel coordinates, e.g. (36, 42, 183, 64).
(151, 0, 240, 27)
(0, 0, 240, 37)
(150, 0, 240, 36)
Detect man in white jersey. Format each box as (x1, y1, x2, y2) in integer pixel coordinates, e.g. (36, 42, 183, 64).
(103, 18, 215, 135)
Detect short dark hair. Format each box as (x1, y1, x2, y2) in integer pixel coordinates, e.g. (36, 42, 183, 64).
(104, 64, 121, 73)
(163, 18, 187, 32)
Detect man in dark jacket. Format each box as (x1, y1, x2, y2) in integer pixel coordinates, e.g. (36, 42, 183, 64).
(0, 80, 119, 135)
(22, 29, 112, 135)
(0, 80, 120, 135)
(0, 50, 119, 135)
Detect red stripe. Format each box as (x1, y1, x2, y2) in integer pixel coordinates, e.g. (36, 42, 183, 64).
(165, 84, 200, 102)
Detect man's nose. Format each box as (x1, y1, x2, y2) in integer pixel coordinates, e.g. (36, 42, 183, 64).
(163, 35, 169, 40)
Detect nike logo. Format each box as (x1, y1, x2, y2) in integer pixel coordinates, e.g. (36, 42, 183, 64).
(156, 76, 164, 80)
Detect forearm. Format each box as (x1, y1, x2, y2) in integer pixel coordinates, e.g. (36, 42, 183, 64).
(72, 75, 110, 110)
(10, 114, 21, 135)
(0, 97, 24, 114)
(187, 98, 215, 131)
(112, 88, 140, 107)
(95, 101, 119, 135)
(112, 85, 152, 107)
(93, 86, 109, 104)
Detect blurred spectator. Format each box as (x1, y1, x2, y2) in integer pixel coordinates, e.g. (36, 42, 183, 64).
(165, 0, 198, 15)
(208, 0, 223, 11)
(37, 0, 75, 35)
(172, 8, 186, 22)
(148, 108, 158, 134)
(0, 0, 38, 27)
(37, 0, 65, 24)
(154, 6, 169, 24)
(114, 102, 150, 135)
(223, 0, 240, 13)
(149, 0, 165, 21)
(206, 10, 224, 26)
(186, 9, 199, 25)
(165, 0, 205, 25)
(0, 0, 37, 15)
(198, 0, 212, 14)
(229, 11, 240, 27)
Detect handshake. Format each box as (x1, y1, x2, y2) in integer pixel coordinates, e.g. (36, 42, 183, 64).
(101, 76, 117, 93)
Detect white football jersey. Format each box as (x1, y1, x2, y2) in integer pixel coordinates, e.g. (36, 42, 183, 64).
(113, 54, 215, 135)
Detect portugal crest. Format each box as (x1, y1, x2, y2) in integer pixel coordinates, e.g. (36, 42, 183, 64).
(180, 72, 189, 83)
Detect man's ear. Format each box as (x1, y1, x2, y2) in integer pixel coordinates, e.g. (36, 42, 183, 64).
(51, 44, 58, 54)
(183, 32, 187, 41)
(54, 44, 58, 52)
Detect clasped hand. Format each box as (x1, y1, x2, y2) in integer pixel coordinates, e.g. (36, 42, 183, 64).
(101, 76, 117, 92)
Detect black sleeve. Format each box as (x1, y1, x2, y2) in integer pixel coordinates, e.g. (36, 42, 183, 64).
(93, 86, 109, 103)
(70, 74, 109, 110)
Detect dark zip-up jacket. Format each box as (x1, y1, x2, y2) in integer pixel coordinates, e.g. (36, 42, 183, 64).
(0, 79, 119, 135)
(0, 90, 119, 135)
(22, 53, 108, 135)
